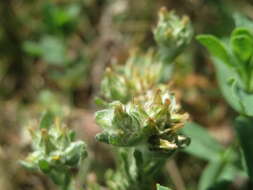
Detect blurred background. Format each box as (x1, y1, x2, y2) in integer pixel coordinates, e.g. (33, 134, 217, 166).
(1, 0, 253, 189)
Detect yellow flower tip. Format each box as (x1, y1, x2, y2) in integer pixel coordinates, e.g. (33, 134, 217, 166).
(159, 7, 168, 17)
(159, 139, 178, 150)
(172, 123, 184, 132)
(105, 67, 113, 75)
(28, 127, 35, 137)
(54, 117, 61, 130)
(177, 135, 187, 141)
(181, 15, 190, 25)
(52, 155, 61, 161)
(41, 128, 48, 136)
(182, 113, 190, 121)
(115, 104, 124, 114)
(147, 117, 157, 129)
(154, 89, 162, 104)
(166, 29, 172, 37)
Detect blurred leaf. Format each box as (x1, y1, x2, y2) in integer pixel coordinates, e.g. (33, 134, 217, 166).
(198, 28, 253, 116)
(23, 41, 43, 56)
(156, 184, 172, 190)
(213, 59, 253, 116)
(37, 90, 67, 115)
(196, 35, 230, 66)
(198, 147, 241, 190)
(40, 36, 67, 64)
(198, 160, 235, 190)
(231, 28, 253, 62)
(19, 161, 36, 171)
(49, 60, 89, 89)
(43, 3, 80, 35)
(39, 159, 51, 173)
(207, 180, 233, 190)
(182, 122, 224, 161)
(63, 141, 87, 166)
(68, 131, 76, 141)
(66, 4, 81, 19)
(199, 160, 226, 190)
(94, 97, 108, 107)
(24, 37, 67, 65)
(235, 116, 253, 181)
(48, 170, 68, 186)
(40, 111, 54, 129)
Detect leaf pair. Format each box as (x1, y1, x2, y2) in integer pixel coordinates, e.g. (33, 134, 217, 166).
(182, 122, 245, 190)
(197, 27, 253, 116)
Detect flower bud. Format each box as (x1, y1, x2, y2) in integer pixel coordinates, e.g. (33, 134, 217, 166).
(21, 112, 87, 186)
(95, 102, 143, 146)
(154, 7, 193, 61)
(63, 141, 87, 166)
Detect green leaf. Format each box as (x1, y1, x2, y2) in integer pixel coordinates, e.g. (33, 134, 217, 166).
(198, 161, 237, 190)
(19, 161, 36, 171)
(182, 122, 224, 161)
(198, 30, 253, 116)
(207, 180, 233, 190)
(198, 160, 226, 190)
(213, 61, 241, 111)
(40, 36, 67, 65)
(198, 147, 241, 190)
(156, 184, 172, 190)
(235, 116, 253, 181)
(39, 159, 51, 173)
(196, 35, 230, 66)
(232, 27, 253, 37)
(68, 131, 76, 141)
(40, 111, 54, 129)
(48, 170, 69, 186)
(213, 59, 253, 116)
(94, 97, 108, 107)
(231, 28, 253, 62)
(23, 41, 43, 56)
(95, 109, 113, 129)
(64, 141, 87, 166)
(236, 88, 253, 115)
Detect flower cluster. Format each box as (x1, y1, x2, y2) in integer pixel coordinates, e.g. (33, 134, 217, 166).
(21, 112, 87, 187)
(96, 86, 190, 155)
(95, 8, 192, 190)
(100, 49, 162, 103)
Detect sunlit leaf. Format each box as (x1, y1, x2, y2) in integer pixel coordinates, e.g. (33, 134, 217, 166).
(196, 35, 230, 66)
(156, 184, 172, 190)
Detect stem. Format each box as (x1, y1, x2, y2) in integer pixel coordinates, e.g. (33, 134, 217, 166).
(60, 179, 76, 190)
(61, 185, 69, 190)
(246, 66, 252, 93)
(167, 159, 186, 190)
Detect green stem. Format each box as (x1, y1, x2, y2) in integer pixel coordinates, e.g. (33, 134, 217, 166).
(60, 179, 76, 190)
